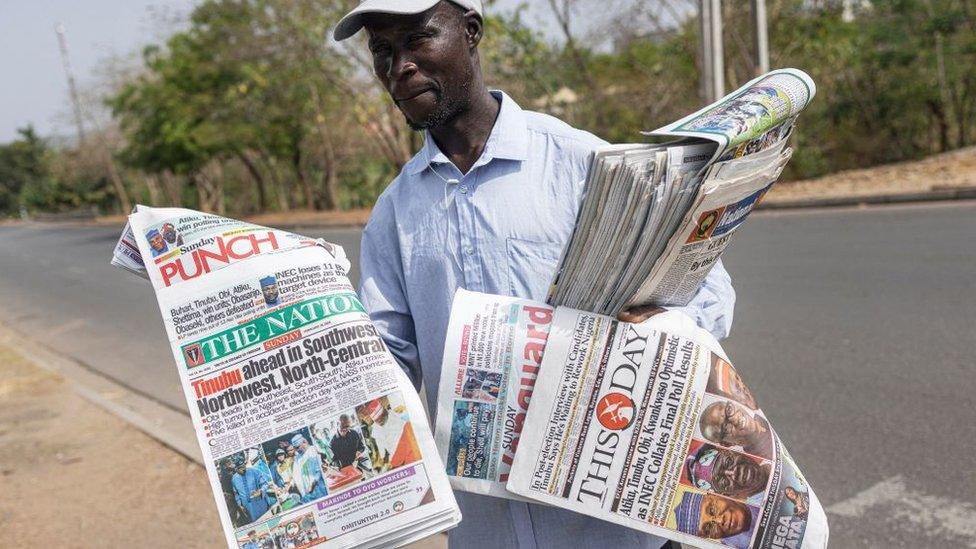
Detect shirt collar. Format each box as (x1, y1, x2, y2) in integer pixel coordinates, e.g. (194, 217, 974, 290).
(406, 90, 530, 176)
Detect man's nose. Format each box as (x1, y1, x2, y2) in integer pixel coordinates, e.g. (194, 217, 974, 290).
(388, 50, 418, 81)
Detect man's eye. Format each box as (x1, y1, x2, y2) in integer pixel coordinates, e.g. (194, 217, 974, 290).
(407, 34, 430, 46)
(370, 45, 391, 57)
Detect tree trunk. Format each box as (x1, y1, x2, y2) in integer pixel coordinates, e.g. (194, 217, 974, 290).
(238, 150, 268, 211)
(102, 148, 132, 214)
(926, 100, 950, 153)
(144, 174, 163, 206)
(160, 170, 183, 206)
(294, 149, 316, 210)
(320, 132, 339, 211)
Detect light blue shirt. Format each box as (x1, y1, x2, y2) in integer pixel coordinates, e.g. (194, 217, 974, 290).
(359, 91, 735, 549)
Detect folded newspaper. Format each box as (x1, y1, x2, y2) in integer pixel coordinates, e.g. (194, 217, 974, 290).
(436, 289, 828, 549)
(549, 68, 815, 314)
(111, 206, 460, 548)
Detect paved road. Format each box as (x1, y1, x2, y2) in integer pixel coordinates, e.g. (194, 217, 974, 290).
(1, 202, 974, 548)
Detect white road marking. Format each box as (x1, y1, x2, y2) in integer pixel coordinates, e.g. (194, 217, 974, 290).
(828, 475, 976, 547)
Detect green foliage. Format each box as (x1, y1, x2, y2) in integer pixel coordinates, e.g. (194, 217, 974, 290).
(0, 126, 113, 215)
(8, 0, 976, 214)
(0, 126, 46, 214)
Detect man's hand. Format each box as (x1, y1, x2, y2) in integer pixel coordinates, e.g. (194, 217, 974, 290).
(617, 304, 666, 323)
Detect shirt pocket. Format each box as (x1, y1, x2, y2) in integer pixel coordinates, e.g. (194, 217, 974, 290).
(506, 236, 563, 301)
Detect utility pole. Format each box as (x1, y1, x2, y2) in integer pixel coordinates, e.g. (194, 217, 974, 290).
(54, 23, 132, 213)
(699, 0, 725, 103)
(55, 23, 86, 145)
(752, 0, 770, 75)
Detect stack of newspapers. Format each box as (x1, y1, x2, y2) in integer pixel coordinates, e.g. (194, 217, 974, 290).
(434, 69, 829, 549)
(549, 68, 815, 314)
(112, 207, 460, 548)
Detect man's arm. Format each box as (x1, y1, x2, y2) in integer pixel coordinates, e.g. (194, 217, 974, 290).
(619, 259, 736, 340)
(357, 212, 423, 389)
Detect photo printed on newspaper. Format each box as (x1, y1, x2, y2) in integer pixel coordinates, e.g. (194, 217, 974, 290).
(433, 289, 552, 499)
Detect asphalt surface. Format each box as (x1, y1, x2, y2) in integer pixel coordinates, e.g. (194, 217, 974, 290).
(1, 201, 974, 548)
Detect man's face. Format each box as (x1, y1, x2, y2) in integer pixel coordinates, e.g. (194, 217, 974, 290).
(236, 464, 246, 475)
(149, 233, 166, 252)
(709, 449, 770, 498)
(287, 445, 296, 457)
(364, 3, 476, 130)
(162, 224, 177, 243)
(339, 416, 351, 434)
(262, 283, 278, 303)
(719, 363, 757, 409)
(698, 493, 751, 539)
(701, 401, 763, 447)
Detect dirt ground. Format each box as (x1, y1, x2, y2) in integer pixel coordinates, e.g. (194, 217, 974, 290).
(0, 346, 225, 548)
(0, 345, 446, 548)
(765, 145, 976, 203)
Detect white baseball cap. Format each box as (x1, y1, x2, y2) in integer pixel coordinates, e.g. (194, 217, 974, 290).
(334, 0, 484, 41)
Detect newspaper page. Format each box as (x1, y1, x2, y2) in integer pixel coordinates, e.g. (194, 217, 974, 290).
(628, 147, 792, 308)
(433, 289, 553, 499)
(112, 206, 460, 548)
(647, 68, 816, 162)
(505, 303, 828, 549)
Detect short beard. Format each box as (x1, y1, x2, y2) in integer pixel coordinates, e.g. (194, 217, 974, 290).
(403, 79, 471, 131)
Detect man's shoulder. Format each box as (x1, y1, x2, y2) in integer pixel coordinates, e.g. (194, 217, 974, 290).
(522, 109, 608, 151)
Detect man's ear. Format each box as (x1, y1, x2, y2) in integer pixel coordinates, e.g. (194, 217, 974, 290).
(464, 10, 483, 49)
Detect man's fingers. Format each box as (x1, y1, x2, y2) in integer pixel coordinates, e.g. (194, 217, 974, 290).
(617, 304, 665, 323)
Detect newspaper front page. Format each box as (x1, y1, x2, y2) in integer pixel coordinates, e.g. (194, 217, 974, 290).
(433, 289, 553, 499)
(505, 303, 828, 549)
(648, 68, 815, 162)
(112, 206, 460, 548)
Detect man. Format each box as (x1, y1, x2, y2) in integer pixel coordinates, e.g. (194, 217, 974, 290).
(161, 222, 183, 246)
(360, 398, 419, 471)
(231, 457, 275, 523)
(270, 448, 294, 492)
(241, 531, 259, 549)
(685, 444, 771, 503)
(699, 400, 774, 459)
(706, 357, 759, 410)
(221, 458, 248, 527)
(338, 1, 735, 547)
(145, 228, 169, 257)
(672, 491, 754, 545)
(290, 434, 328, 502)
(330, 414, 368, 468)
(260, 276, 280, 307)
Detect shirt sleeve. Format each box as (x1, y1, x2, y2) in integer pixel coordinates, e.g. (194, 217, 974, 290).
(665, 258, 736, 340)
(357, 205, 423, 390)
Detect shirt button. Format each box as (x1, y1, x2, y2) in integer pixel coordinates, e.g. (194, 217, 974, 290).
(459, 185, 469, 194)
(464, 247, 474, 255)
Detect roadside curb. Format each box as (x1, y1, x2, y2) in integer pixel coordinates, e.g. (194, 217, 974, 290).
(0, 322, 202, 465)
(759, 187, 976, 210)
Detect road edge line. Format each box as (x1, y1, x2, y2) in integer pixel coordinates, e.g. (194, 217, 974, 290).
(0, 321, 203, 465)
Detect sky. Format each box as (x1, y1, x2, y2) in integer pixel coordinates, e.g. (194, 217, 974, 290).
(0, 0, 196, 143)
(0, 0, 590, 144)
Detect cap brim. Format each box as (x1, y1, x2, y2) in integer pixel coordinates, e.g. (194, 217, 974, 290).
(333, 0, 441, 41)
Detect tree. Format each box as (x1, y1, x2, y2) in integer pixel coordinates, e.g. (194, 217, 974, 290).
(0, 126, 47, 214)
